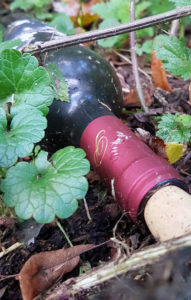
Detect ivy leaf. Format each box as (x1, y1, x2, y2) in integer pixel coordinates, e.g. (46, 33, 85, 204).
(50, 146, 90, 176)
(0, 49, 54, 115)
(49, 13, 76, 35)
(156, 113, 191, 143)
(1, 147, 90, 223)
(0, 108, 47, 168)
(153, 35, 191, 80)
(0, 40, 21, 54)
(47, 63, 69, 102)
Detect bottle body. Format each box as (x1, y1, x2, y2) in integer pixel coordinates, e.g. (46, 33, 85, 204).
(3, 16, 186, 222)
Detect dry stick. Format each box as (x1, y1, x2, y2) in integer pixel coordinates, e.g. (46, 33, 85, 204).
(37, 233, 191, 300)
(130, 0, 148, 112)
(170, 5, 180, 37)
(22, 6, 191, 54)
(170, 19, 180, 36)
(113, 50, 152, 83)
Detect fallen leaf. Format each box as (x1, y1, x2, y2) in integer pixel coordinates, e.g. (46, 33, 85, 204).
(123, 88, 152, 107)
(18, 244, 94, 300)
(165, 143, 184, 164)
(63, 0, 103, 27)
(86, 170, 100, 183)
(136, 128, 185, 164)
(151, 51, 172, 92)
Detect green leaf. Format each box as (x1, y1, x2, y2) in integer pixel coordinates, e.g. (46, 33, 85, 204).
(148, 0, 173, 15)
(98, 19, 124, 48)
(0, 40, 21, 54)
(136, 40, 153, 56)
(92, 0, 129, 22)
(0, 49, 54, 115)
(169, 0, 190, 7)
(49, 13, 76, 35)
(154, 35, 191, 80)
(92, 0, 150, 24)
(156, 113, 191, 143)
(1, 147, 90, 223)
(93, 0, 152, 48)
(50, 146, 90, 176)
(10, 0, 51, 11)
(0, 108, 47, 168)
(47, 63, 69, 102)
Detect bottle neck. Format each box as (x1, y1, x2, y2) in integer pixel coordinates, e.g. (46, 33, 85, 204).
(47, 98, 114, 145)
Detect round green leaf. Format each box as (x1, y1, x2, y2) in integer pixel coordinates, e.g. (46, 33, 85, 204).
(0, 49, 54, 115)
(1, 149, 90, 223)
(0, 108, 47, 167)
(51, 146, 90, 176)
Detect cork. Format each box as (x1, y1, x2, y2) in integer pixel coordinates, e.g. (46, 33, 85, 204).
(144, 186, 191, 241)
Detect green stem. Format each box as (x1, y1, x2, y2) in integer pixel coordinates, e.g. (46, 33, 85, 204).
(179, 19, 185, 39)
(56, 219, 73, 247)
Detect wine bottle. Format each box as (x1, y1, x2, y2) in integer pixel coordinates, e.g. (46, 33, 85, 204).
(3, 15, 191, 241)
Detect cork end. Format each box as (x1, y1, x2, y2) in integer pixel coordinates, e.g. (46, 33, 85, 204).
(144, 186, 191, 241)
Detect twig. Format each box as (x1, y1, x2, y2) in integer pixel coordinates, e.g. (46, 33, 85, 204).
(0, 242, 23, 259)
(130, 0, 148, 112)
(37, 233, 191, 300)
(170, 19, 180, 36)
(22, 6, 191, 54)
(113, 50, 152, 83)
(83, 197, 92, 222)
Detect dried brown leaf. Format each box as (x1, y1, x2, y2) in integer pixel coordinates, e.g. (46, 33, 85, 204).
(136, 128, 168, 160)
(18, 244, 94, 300)
(123, 89, 152, 107)
(151, 51, 172, 92)
(63, 0, 103, 26)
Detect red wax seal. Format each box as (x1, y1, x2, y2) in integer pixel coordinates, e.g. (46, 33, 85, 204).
(80, 116, 182, 221)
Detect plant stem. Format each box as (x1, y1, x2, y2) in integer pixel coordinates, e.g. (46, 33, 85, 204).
(130, 0, 148, 112)
(22, 6, 191, 54)
(83, 198, 92, 222)
(169, 19, 180, 36)
(56, 219, 73, 247)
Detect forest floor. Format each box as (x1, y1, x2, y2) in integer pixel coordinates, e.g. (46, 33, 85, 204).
(1, 2, 191, 300)
(0, 49, 191, 300)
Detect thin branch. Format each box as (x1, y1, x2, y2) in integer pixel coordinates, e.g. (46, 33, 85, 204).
(130, 0, 148, 112)
(36, 233, 191, 300)
(170, 19, 180, 36)
(22, 5, 191, 54)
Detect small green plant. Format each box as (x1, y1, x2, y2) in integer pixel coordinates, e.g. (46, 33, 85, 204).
(156, 113, 191, 143)
(154, 34, 191, 80)
(92, 0, 152, 48)
(10, 0, 52, 20)
(49, 13, 76, 35)
(0, 43, 90, 223)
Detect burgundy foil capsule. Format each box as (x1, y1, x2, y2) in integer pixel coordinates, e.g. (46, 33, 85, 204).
(80, 115, 183, 221)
